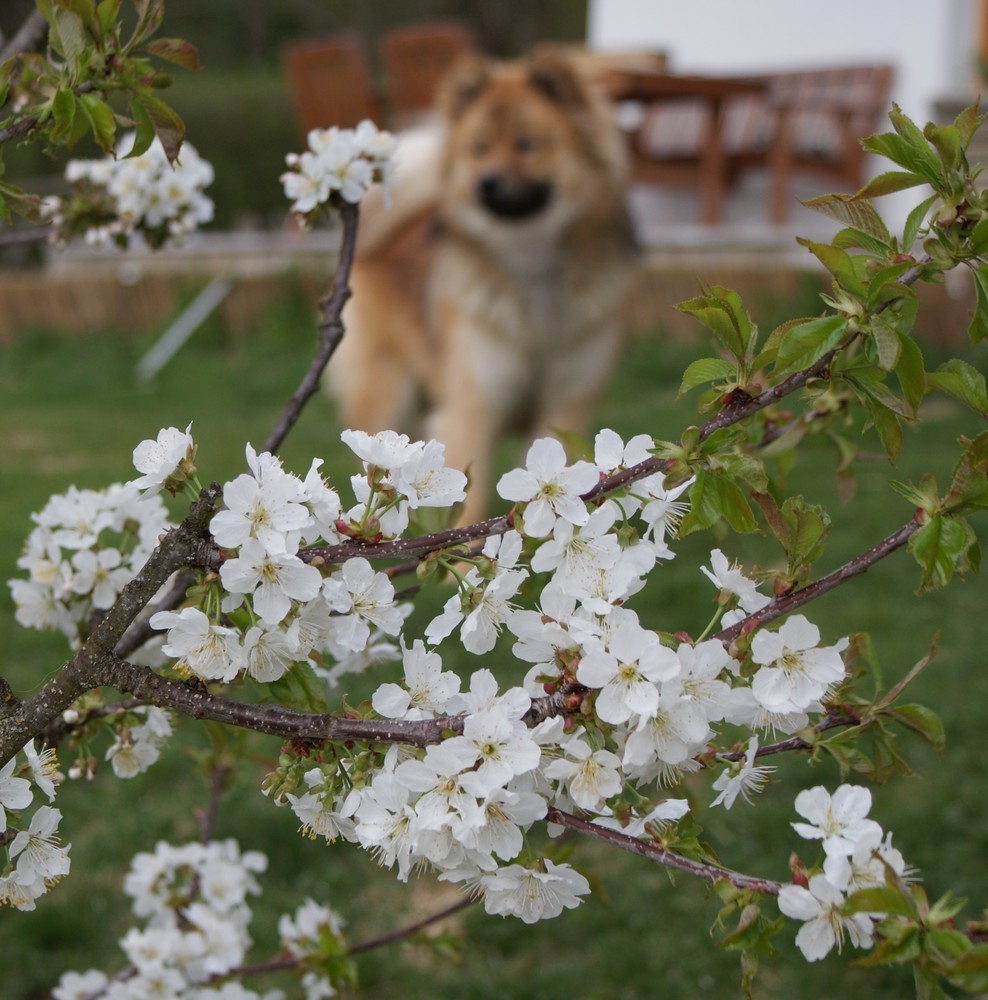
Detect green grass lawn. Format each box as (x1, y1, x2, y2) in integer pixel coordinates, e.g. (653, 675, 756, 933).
(1, 275, 987, 999)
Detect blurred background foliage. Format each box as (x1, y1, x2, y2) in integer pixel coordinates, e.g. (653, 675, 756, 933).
(0, 0, 588, 230)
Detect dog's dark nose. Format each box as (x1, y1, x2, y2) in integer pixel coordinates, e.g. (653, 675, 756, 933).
(477, 176, 552, 219)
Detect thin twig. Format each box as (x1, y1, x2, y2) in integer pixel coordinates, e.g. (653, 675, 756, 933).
(715, 712, 861, 761)
(712, 519, 920, 644)
(261, 204, 360, 456)
(348, 895, 476, 954)
(545, 807, 783, 895)
(207, 894, 476, 985)
(197, 763, 228, 844)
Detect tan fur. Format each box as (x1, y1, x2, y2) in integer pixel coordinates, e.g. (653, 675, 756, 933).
(330, 45, 638, 523)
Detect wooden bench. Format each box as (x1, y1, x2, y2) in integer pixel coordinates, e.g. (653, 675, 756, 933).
(624, 64, 894, 224)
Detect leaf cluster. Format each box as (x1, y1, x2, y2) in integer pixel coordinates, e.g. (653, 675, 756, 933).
(0, 0, 197, 221)
(657, 102, 988, 598)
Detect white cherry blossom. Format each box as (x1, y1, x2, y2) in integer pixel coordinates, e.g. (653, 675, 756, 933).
(496, 437, 599, 537)
(577, 620, 679, 724)
(219, 538, 322, 625)
(710, 737, 776, 809)
(480, 860, 590, 923)
(791, 784, 883, 857)
(544, 735, 622, 811)
(750, 615, 848, 713)
(130, 424, 196, 499)
(321, 557, 404, 652)
(778, 874, 875, 961)
(372, 640, 460, 720)
(150, 607, 243, 682)
(0, 756, 33, 832)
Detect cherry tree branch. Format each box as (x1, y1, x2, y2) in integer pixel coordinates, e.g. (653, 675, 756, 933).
(713, 518, 921, 644)
(715, 711, 861, 761)
(29, 513, 921, 765)
(294, 345, 848, 571)
(0, 486, 222, 766)
(545, 807, 783, 895)
(261, 202, 360, 457)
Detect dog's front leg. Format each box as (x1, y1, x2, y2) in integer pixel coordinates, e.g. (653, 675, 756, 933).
(430, 323, 523, 525)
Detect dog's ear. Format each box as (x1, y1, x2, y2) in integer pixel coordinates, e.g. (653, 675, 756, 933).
(437, 53, 493, 121)
(525, 45, 591, 110)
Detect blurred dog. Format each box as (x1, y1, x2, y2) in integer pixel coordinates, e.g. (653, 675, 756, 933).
(329, 45, 638, 523)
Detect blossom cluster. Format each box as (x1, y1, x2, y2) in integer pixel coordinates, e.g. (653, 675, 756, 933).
(0, 740, 69, 911)
(10, 423, 857, 928)
(8, 482, 174, 654)
(777, 784, 910, 962)
(52, 838, 344, 1000)
(146, 429, 467, 691)
(46, 134, 215, 249)
(281, 119, 397, 222)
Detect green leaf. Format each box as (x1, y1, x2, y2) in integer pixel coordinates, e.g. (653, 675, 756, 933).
(909, 514, 970, 591)
(842, 886, 916, 919)
(96, 0, 122, 38)
(864, 261, 914, 310)
(773, 315, 847, 377)
(843, 363, 916, 418)
(902, 193, 938, 252)
(126, 95, 157, 158)
(49, 89, 77, 142)
(675, 289, 751, 360)
(861, 392, 904, 461)
(853, 169, 932, 200)
(894, 331, 927, 416)
(134, 93, 185, 162)
(0, 180, 44, 223)
(891, 104, 948, 179)
(889, 473, 940, 512)
(861, 130, 941, 186)
(913, 964, 948, 1000)
(781, 497, 831, 565)
(869, 312, 901, 371)
(142, 37, 201, 70)
(710, 448, 769, 493)
(800, 193, 891, 244)
(923, 121, 962, 171)
(679, 469, 757, 535)
(796, 240, 867, 296)
(78, 92, 117, 152)
(127, 0, 165, 49)
(888, 703, 945, 752)
(927, 359, 988, 418)
(969, 265, 988, 345)
(945, 943, 988, 992)
(945, 431, 988, 514)
(832, 226, 896, 257)
(678, 357, 737, 397)
(52, 8, 88, 65)
(954, 101, 988, 149)
(54, 0, 98, 30)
